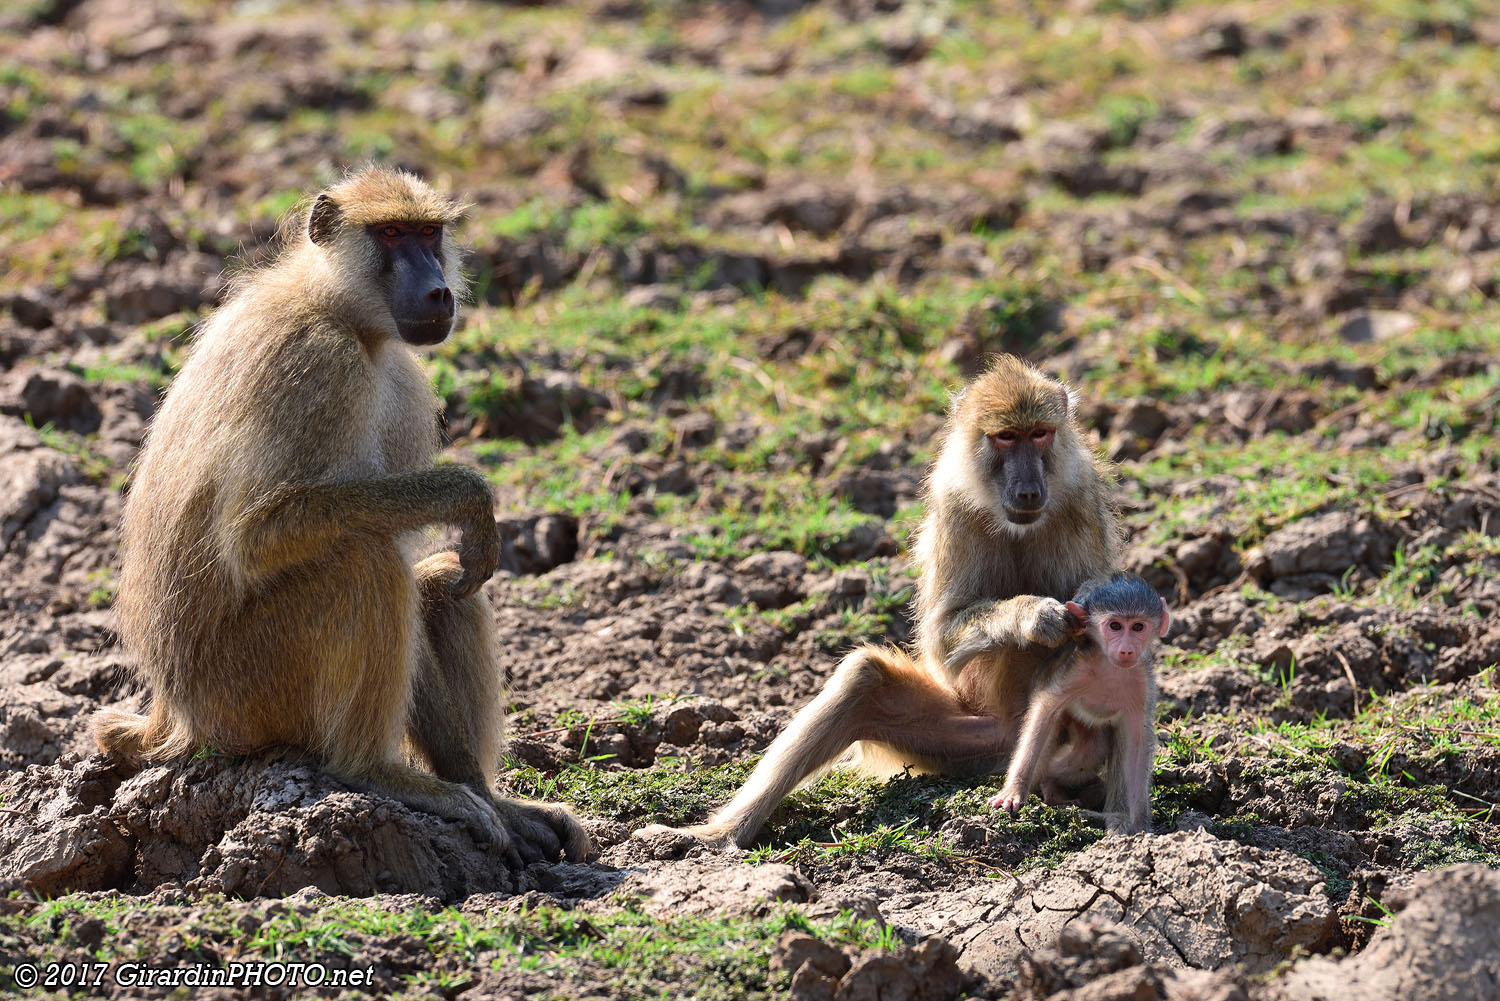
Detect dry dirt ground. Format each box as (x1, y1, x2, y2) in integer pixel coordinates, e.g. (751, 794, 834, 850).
(3, 1, 1500, 999)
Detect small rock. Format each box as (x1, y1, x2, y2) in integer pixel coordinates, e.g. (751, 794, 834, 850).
(6, 289, 54, 330)
(1337, 310, 1418, 343)
(1181, 20, 1249, 60)
(496, 513, 579, 575)
(1, 440, 82, 551)
(672, 412, 717, 449)
(1113, 399, 1169, 442)
(735, 550, 808, 581)
(837, 954, 918, 1001)
(0, 367, 103, 434)
(810, 571, 869, 612)
(1244, 510, 1398, 582)
(103, 269, 208, 325)
(622, 284, 683, 310)
(1349, 198, 1407, 253)
(661, 707, 701, 746)
(772, 932, 852, 980)
(1175, 535, 1224, 577)
(1297, 358, 1378, 390)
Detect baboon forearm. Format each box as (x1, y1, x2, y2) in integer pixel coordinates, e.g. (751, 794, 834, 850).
(231, 467, 491, 577)
(931, 594, 1059, 663)
(924, 599, 997, 663)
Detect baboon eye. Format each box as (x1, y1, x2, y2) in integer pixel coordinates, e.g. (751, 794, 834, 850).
(1031, 428, 1047, 440)
(1131, 622, 1144, 632)
(1109, 621, 1122, 631)
(420, 225, 438, 238)
(995, 430, 1017, 442)
(380, 225, 402, 239)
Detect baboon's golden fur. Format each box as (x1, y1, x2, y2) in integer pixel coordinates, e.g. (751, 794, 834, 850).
(95, 167, 587, 863)
(638, 355, 1119, 848)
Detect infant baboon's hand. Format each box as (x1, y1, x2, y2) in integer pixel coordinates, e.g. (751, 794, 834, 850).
(988, 787, 1026, 814)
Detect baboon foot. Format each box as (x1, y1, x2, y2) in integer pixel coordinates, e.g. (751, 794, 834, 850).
(1104, 812, 1149, 836)
(445, 785, 523, 858)
(350, 763, 522, 860)
(494, 797, 594, 864)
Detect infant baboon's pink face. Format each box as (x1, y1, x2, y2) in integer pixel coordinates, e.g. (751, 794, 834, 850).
(1094, 614, 1163, 668)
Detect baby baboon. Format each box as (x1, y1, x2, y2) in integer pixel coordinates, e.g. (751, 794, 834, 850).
(636, 355, 1120, 848)
(991, 572, 1168, 834)
(94, 167, 589, 865)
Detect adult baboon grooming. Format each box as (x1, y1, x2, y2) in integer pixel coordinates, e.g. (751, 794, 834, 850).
(94, 167, 589, 865)
(637, 355, 1120, 848)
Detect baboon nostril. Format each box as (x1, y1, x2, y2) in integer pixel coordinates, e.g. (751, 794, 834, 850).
(427, 287, 454, 313)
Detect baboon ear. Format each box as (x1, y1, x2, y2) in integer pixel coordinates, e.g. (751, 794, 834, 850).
(308, 194, 342, 246)
(1158, 597, 1171, 636)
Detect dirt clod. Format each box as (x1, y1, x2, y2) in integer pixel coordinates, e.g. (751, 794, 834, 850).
(1262, 865, 1500, 1001)
(892, 832, 1337, 979)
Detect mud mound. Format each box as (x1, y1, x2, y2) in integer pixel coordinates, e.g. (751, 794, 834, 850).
(1018, 920, 1246, 1001)
(0, 755, 527, 900)
(889, 831, 1338, 978)
(1262, 864, 1500, 1001)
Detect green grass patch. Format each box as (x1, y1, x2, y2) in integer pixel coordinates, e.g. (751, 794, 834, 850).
(8, 892, 899, 1001)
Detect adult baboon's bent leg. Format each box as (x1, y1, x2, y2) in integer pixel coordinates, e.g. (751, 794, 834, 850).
(636, 645, 1009, 849)
(410, 551, 592, 863)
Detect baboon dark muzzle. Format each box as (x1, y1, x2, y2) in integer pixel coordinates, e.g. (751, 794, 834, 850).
(391, 242, 454, 345)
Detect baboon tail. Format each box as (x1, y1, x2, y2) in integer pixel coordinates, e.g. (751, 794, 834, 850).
(92, 706, 177, 763)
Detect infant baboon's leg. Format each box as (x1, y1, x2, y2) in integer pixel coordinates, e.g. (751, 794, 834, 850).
(410, 552, 592, 863)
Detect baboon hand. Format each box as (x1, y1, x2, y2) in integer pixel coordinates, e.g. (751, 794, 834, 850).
(454, 509, 501, 599)
(988, 787, 1026, 814)
(437, 467, 500, 598)
(1024, 597, 1080, 647)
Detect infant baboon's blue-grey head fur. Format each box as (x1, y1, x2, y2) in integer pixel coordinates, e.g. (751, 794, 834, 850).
(1073, 573, 1163, 620)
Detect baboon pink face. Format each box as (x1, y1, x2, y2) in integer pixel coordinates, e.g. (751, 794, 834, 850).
(1094, 614, 1160, 668)
(1063, 590, 1169, 670)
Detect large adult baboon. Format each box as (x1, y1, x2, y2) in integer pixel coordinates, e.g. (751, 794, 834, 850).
(95, 167, 589, 865)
